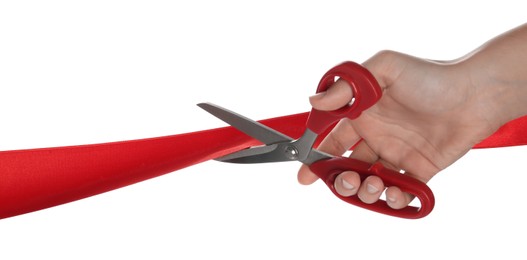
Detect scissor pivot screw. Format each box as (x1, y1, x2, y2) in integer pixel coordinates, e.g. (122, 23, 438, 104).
(284, 146, 299, 160)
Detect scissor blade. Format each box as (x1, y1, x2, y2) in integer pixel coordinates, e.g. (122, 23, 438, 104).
(215, 144, 295, 163)
(217, 144, 333, 164)
(197, 102, 293, 145)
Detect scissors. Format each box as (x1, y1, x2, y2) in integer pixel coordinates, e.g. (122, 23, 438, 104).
(198, 61, 435, 219)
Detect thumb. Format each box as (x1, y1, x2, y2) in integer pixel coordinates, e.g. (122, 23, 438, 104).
(309, 51, 405, 111)
(309, 79, 353, 111)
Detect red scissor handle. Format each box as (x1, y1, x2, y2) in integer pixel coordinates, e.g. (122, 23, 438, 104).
(310, 157, 435, 219)
(306, 61, 382, 134)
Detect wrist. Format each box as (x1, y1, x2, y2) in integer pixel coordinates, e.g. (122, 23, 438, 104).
(460, 24, 527, 126)
(460, 52, 527, 128)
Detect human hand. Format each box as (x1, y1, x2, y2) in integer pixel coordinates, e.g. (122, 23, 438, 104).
(298, 50, 506, 209)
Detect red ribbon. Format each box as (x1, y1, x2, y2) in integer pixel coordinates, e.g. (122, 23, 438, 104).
(472, 115, 527, 148)
(1, 113, 526, 219)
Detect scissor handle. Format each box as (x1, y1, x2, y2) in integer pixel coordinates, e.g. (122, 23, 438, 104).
(307, 61, 382, 134)
(309, 157, 435, 219)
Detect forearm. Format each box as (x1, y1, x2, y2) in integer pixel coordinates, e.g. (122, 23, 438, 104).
(462, 23, 527, 125)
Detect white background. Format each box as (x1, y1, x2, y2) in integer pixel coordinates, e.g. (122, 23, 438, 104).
(1, 1, 526, 259)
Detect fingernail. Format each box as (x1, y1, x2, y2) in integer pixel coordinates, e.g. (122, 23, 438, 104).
(387, 196, 397, 203)
(309, 92, 325, 101)
(367, 184, 379, 194)
(342, 179, 355, 190)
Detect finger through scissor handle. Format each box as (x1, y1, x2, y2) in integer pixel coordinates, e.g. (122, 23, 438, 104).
(309, 157, 435, 219)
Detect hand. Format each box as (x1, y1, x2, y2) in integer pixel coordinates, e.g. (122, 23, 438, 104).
(298, 50, 505, 209)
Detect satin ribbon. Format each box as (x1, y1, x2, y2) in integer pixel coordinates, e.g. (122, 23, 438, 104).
(1, 113, 526, 219)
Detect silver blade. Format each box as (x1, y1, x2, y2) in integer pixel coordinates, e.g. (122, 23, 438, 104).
(217, 144, 333, 165)
(215, 144, 294, 163)
(197, 102, 293, 145)
(199, 102, 333, 165)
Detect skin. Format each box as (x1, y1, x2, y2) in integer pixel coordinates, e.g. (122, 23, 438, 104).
(298, 23, 527, 209)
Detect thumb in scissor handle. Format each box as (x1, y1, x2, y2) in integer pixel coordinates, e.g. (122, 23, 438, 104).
(306, 61, 383, 134)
